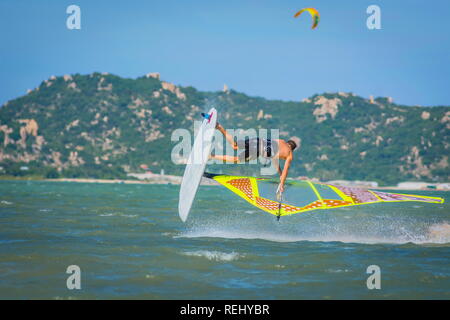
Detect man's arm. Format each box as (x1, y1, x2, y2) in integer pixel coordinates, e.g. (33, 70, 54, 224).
(278, 154, 293, 193)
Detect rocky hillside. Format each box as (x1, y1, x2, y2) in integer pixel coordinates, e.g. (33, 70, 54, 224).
(0, 72, 449, 185)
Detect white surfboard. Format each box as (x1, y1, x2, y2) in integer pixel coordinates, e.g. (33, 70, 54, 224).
(178, 108, 217, 222)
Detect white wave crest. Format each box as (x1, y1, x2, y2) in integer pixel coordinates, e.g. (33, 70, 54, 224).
(427, 222, 450, 243)
(182, 250, 242, 262)
(179, 224, 450, 245)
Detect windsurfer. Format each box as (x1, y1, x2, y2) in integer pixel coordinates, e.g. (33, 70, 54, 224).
(210, 122, 299, 193)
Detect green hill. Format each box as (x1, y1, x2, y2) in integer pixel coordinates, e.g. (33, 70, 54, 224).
(0, 72, 448, 185)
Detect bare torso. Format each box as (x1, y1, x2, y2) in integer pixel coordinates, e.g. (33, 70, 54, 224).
(272, 139, 292, 160)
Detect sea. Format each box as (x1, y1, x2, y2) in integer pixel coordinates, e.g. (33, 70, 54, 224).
(0, 180, 449, 299)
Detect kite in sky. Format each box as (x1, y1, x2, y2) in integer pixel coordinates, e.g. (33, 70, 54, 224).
(294, 8, 320, 29)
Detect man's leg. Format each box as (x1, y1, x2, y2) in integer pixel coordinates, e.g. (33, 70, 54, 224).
(216, 123, 238, 150)
(210, 154, 240, 163)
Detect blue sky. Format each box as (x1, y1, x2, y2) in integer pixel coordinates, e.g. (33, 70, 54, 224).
(1, 0, 449, 106)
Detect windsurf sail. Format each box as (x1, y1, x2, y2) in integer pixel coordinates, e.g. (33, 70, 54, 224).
(204, 173, 444, 217)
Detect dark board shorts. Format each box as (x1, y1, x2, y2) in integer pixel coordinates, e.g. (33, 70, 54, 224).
(237, 138, 278, 162)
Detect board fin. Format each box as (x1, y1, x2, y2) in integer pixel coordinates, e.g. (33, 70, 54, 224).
(201, 112, 212, 121)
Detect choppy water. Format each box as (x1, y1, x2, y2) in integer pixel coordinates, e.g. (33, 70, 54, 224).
(0, 180, 449, 299)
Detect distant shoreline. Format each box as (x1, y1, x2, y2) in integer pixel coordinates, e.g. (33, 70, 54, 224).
(45, 174, 220, 186)
(1, 175, 447, 191)
(49, 175, 182, 185)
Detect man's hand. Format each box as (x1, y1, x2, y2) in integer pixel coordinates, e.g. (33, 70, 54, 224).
(277, 182, 284, 194)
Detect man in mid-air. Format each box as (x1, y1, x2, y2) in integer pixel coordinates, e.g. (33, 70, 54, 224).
(210, 122, 298, 193)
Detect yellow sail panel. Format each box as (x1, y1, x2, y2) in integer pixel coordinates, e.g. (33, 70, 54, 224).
(307, 181, 325, 207)
(208, 174, 444, 217)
